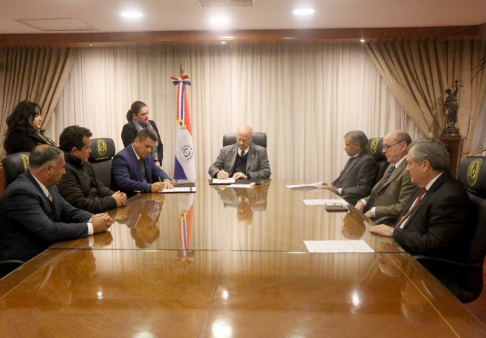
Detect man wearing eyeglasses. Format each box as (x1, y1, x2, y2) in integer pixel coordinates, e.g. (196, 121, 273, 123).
(208, 125, 271, 179)
(355, 130, 416, 223)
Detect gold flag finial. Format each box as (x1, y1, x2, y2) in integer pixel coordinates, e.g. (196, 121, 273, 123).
(180, 64, 184, 77)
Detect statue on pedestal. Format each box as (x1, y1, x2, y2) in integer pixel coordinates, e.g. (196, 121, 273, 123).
(440, 80, 461, 137)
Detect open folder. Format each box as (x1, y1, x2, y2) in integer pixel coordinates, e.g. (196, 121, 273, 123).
(158, 182, 196, 193)
(210, 178, 261, 185)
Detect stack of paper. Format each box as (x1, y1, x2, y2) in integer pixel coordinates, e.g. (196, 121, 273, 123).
(303, 199, 349, 206)
(159, 187, 196, 193)
(211, 178, 236, 184)
(285, 182, 323, 189)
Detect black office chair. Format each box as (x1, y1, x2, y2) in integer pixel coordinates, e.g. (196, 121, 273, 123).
(223, 132, 267, 148)
(366, 137, 388, 185)
(88, 138, 116, 188)
(366, 138, 399, 225)
(0, 259, 25, 279)
(1, 152, 30, 187)
(414, 155, 486, 303)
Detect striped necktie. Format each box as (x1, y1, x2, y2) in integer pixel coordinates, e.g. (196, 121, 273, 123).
(366, 165, 396, 210)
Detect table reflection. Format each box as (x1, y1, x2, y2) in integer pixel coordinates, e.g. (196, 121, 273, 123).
(212, 182, 270, 226)
(1, 248, 484, 337)
(50, 180, 403, 253)
(115, 195, 164, 248)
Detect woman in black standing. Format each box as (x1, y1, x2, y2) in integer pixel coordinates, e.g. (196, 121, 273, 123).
(121, 101, 164, 166)
(4, 101, 56, 154)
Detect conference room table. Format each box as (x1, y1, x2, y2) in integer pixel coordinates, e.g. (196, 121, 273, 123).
(0, 180, 484, 337)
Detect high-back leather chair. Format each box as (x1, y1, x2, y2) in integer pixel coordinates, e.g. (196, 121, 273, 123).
(415, 155, 486, 303)
(223, 132, 267, 148)
(88, 138, 116, 188)
(366, 137, 388, 184)
(1, 152, 30, 187)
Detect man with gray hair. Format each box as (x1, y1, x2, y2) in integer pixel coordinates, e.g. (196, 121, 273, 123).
(0, 145, 113, 261)
(322, 130, 377, 205)
(208, 125, 271, 179)
(370, 138, 472, 261)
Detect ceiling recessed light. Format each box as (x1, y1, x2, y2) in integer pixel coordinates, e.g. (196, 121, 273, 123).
(221, 41, 227, 44)
(220, 36, 235, 40)
(293, 9, 315, 16)
(120, 11, 143, 18)
(210, 17, 230, 25)
(360, 39, 366, 43)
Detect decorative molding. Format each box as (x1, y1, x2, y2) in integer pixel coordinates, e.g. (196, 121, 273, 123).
(0, 25, 481, 48)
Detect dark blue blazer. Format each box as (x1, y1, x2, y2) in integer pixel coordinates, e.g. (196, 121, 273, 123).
(111, 144, 170, 197)
(0, 171, 92, 261)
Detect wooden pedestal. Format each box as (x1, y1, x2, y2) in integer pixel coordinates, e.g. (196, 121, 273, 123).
(437, 136, 464, 178)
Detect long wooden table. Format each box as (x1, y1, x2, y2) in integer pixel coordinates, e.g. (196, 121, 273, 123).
(1, 180, 484, 337)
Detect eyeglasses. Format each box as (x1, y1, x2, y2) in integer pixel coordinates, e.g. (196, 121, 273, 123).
(383, 142, 401, 151)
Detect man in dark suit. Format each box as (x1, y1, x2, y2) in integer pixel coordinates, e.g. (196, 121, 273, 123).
(208, 125, 271, 179)
(355, 130, 415, 222)
(111, 129, 173, 198)
(370, 138, 472, 261)
(0, 145, 113, 261)
(58, 125, 127, 213)
(322, 130, 377, 205)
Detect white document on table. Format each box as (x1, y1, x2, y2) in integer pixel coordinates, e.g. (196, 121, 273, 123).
(303, 199, 349, 206)
(227, 183, 255, 189)
(159, 187, 196, 193)
(285, 182, 323, 189)
(212, 178, 236, 184)
(304, 240, 374, 253)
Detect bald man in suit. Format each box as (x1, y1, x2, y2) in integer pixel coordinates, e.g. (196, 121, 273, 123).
(355, 130, 415, 222)
(208, 125, 271, 179)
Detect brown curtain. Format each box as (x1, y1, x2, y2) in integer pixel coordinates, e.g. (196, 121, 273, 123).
(0, 47, 77, 159)
(365, 40, 486, 154)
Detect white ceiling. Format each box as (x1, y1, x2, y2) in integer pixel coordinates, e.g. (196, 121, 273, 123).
(1, 0, 485, 34)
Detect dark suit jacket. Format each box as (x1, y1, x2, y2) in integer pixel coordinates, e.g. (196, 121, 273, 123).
(0, 171, 92, 261)
(363, 160, 415, 218)
(111, 145, 170, 197)
(208, 143, 271, 179)
(392, 172, 472, 261)
(4, 127, 55, 155)
(121, 120, 164, 162)
(332, 151, 377, 205)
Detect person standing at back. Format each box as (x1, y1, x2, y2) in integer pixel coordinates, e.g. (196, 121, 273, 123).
(121, 101, 164, 166)
(3, 101, 56, 154)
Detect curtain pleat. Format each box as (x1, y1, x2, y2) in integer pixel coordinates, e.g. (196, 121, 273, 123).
(47, 43, 421, 181)
(0, 47, 77, 158)
(365, 41, 486, 154)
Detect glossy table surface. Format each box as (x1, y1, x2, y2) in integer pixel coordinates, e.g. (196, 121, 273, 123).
(51, 180, 403, 253)
(1, 180, 485, 337)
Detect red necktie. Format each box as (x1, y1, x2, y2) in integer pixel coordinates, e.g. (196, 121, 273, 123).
(139, 158, 144, 163)
(395, 188, 427, 228)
